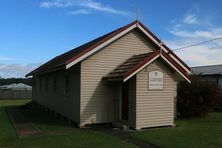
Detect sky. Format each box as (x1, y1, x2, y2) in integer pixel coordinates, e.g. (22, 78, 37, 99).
(1, 0, 222, 78)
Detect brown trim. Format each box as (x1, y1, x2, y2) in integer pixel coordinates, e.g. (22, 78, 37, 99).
(26, 64, 65, 77)
(26, 21, 138, 77)
(65, 21, 138, 65)
(123, 50, 191, 82)
(27, 20, 191, 77)
(161, 52, 191, 81)
(138, 21, 191, 71)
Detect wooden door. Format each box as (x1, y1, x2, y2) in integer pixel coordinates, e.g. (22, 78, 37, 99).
(122, 81, 129, 120)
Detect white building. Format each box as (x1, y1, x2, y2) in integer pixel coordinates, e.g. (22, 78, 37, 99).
(0, 83, 32, 90)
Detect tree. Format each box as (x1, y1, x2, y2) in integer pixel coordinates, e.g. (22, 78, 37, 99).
(0, 78, 32, 86)
(177, 75, 222, 117)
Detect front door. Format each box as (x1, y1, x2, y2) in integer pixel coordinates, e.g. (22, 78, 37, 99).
(122, 81, 129, 120)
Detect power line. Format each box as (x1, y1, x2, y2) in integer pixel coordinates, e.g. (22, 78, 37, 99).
(172, 37, 222, 52)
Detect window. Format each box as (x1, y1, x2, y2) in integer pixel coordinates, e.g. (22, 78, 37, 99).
(45, 77, 48, 92)
(39, 78, 42, 90)
(65, 75, 69, 94)
(53, 77, 57, 92)
(34, 78, 37, 89)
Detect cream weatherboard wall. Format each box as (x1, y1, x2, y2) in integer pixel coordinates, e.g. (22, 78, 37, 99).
(136, 60, 177, 129)
(80, 30, 157, 126)
(33, 64, 80, 123)
(32, 28, 179, 129)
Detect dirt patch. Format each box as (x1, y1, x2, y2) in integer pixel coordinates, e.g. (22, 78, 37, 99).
(6, 107, 41, 137)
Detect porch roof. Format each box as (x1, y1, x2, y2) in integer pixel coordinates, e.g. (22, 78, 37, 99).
(103, 51, 160, 81)
(103, 50, 191, 83)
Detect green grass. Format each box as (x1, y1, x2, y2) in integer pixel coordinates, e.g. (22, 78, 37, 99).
(131, 113, 222, 148)
(3, 100, 222, 148)
(0, 100, 135, 148)
(0, 99, 31, 107)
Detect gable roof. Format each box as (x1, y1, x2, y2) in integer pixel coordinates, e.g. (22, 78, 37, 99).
(191, 64, 222, 75)
(26, 20, 191, 77)
(104, 50, 191, 83)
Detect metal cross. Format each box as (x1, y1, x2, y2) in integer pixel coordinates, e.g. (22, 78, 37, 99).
(136, 8, 140, 20)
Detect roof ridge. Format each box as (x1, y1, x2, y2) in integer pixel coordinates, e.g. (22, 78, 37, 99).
(192, 64, 222, 68)
(26, 20, 138, 76)
(27, 20, 190, 77)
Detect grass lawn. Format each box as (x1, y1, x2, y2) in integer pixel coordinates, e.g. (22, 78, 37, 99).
(0, 100, 135, 148)
(0, 99, 31, 107)
(2, 99, 222, 148)
(131, 112, 222, 148)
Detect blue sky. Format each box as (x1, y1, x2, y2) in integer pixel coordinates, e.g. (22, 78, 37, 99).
(1, 0, 222, 78)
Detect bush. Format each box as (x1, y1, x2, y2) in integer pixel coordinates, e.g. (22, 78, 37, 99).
(177, 75, 222, 117)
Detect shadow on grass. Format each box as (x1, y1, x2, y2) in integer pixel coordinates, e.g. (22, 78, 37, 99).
(1, 100, 76, 131)
(0, 100, 137, 148)
(20, 104, 75, 130)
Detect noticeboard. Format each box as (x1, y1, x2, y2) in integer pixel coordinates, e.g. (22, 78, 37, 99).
(148, 71, 163, 90)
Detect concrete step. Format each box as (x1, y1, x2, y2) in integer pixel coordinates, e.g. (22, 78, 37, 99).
(112, 120, 130, 130)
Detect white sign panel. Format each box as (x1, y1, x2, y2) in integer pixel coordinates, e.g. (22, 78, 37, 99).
(149, 71, 163, 90)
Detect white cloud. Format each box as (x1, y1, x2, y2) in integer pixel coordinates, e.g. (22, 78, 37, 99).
(40, 0, 74, 8)
(166, 27, 222, 66)
(67, 9, 90, 15)
(169, 28, 222, 39)
(0, 56, 15, 61)
(78, 0, 129, 16)
(183, 14, 198, 25)
(0, 63, 41, 78)
(167, 6, 222, 67)
(166, 38, 222, 66)
(182, 5, 200, 25)
(40, 0, 131, 16)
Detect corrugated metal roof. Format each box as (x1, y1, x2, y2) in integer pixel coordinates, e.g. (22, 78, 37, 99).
(191, 64, 222, 75)
(26, 20, 191, 77)
(26, 21, 138, 76)
(104, 50, 192, 83)
(0, 83, 32, 90)
(104, 52, 154, 81)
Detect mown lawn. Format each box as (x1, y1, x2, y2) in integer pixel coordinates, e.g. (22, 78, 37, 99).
(131, 112, 222, 148)
(0, 100, 135, 148)
(2, 99, 222, 148)
(0, 99, 31, 107)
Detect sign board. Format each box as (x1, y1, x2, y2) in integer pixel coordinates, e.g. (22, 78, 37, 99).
(148, 71, 163, 90)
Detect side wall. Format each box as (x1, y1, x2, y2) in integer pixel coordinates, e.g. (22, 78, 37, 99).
(33, 64, 80, 123)
(80, 30, 156, 125)
(219, 77, 222, 89)
(136, 60, 177, 129)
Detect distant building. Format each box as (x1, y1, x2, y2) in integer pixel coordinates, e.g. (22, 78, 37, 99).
(0, 83, 32, 90)
(191, 64, 222, 89)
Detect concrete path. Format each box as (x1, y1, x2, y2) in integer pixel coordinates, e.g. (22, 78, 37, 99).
(86, 125, 159, 148)
(7, 107, 41, 138)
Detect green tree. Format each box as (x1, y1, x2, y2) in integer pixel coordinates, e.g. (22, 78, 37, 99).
(177, 75, 222, 117)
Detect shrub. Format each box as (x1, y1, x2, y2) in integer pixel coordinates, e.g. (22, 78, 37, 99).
(177, 75, 222, 117)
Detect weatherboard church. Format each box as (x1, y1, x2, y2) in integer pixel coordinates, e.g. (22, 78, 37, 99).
(27, 20, 191, 130)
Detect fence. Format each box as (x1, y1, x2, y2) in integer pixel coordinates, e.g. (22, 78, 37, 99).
(0, 90, 32, 100)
